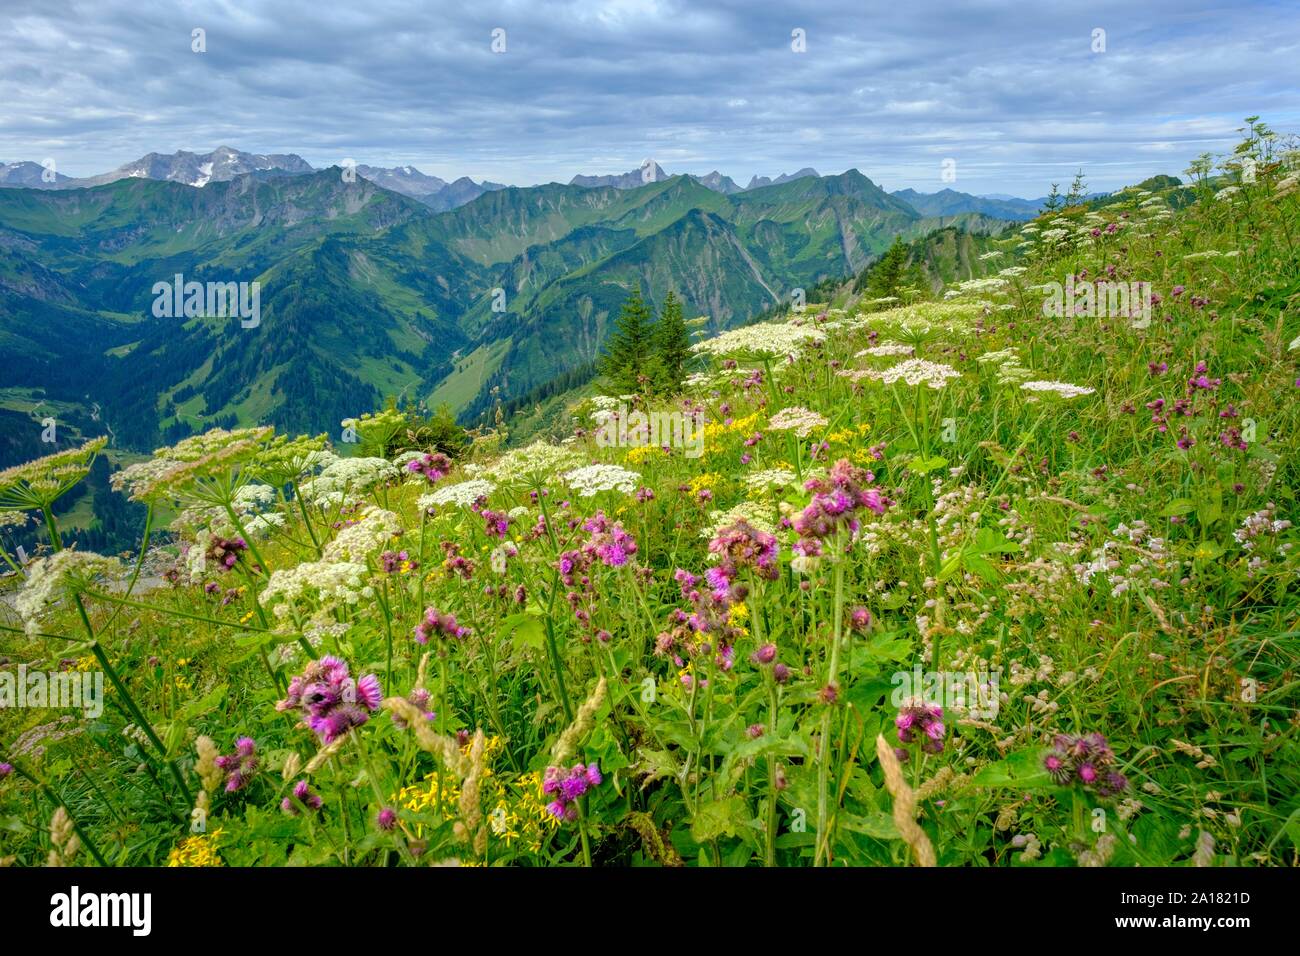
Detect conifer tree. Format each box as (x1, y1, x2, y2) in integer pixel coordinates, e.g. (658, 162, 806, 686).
(599, 284, 656, 394)
(856, 236, 910, 298)
(1065, 170, 1088, 206)
(653, 289, 691, 393)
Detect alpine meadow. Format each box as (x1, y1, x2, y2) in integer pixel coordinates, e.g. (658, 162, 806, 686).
(0, 2, 1297, 899)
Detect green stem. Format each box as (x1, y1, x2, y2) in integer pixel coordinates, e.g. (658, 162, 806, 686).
(41, 503, 63, 552)
(294, 486, 323, 557)
(81, 589, 277, 633)
(5, 759, 110, 867)
(76, 596, 193, 808)
(543, 571, 575, 723)
(814, 544, 846, 867)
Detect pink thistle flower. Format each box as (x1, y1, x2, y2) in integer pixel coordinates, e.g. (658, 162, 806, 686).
(407, 452, 453, 484)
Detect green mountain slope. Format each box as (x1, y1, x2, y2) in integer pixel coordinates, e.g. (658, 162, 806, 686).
(0, 165, 1014, 444)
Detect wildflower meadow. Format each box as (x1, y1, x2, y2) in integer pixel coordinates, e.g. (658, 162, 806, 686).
(1, 125, 1297, 874)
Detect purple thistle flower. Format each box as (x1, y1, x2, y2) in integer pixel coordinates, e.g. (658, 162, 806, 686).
(214, 736, 259, 792)
(356, 673, 383, 711)
(1045, 732, 1124, 796)
(543, 762, 604, 821)
(407, 452, 453, 484)
(895, 700, 944, 752)
(204, 535, 248, 574)
(413, 607, 470, 644)
(1044, 753, 1071, 784)
(277, 656, 381, 743)
(283, 780, 323, 815)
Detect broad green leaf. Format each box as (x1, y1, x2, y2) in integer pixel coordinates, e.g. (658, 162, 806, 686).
(839, 810, 900, 839)
(970, 747, 1054, 790)
(691, 795, 751, 842)
(500, 611, 545, 651)
(907, 455, 948, 475)
(962, 554, 1001, 582)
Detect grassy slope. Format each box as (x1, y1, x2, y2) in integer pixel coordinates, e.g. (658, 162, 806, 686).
(2, 140, 1295, 868)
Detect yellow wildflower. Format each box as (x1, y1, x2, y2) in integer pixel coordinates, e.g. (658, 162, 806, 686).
(687, 473, 721, 495)
(166, 828, 224, 867)
(624, 444, 660, 466)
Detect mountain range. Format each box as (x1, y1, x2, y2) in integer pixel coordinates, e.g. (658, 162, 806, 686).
(3, 147, 1067, 216)
(0, 147, 509, 215)
(889, 188, 1044, 221)
(0, 146, 1058, 456)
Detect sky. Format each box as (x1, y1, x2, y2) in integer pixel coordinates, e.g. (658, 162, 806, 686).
(2, 0, 1298, 197)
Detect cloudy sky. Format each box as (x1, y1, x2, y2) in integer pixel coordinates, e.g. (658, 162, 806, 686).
(2, 0, 1297, 196)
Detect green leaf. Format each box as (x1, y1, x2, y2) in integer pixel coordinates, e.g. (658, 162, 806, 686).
(1196, 498, 1222, 528)
(962, 554, 1001, 582)
(176, 682, 228, 722)
(973, 527, 1020, 554)
(1159, 498, 1196, 518)
(586, 724, 630, 773)
(690, 795, 751, 842)
(879, 590, 909, 610)
(838, 810, 900, 839)
(634, 748, 681, 788)
(850, 635, 912, 670)
(937, 551, 964, 582)
(970, 747, 1054, 790)
(907, 455, 948, 475)
(1190, 540, 1225, 562)
(718, 732, 810, 791)
(500, 612, 545, 651)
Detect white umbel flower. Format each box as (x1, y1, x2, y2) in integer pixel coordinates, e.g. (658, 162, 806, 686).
(419, 478, 497, 509)
(15, 550, 122, 635)
(1020, 380, 1096, 399)
(691, 321, 825, 359)
(766, 406, 828, 437)
(484, 441, 584, 483)
(855, 343, 915, 358)
(561, 464, 641, 497)
(299, 456, 398, 507)
(259, 560, 372, 620)
(322, 506, 403, 562)
(702, 501, 778, 539)
(869, 359, 962, 390)
(744, 468, 799, 492)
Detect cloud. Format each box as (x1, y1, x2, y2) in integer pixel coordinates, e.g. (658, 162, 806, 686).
(0, 0, 1295, 194)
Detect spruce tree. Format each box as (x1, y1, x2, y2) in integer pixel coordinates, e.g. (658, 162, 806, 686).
(857, 236, 910, 298)
(653, 289, 691, 393)
(1065, 170, 1087, 207)
(1043, 182, 1063, 211)
(599, 285, 655, 394)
